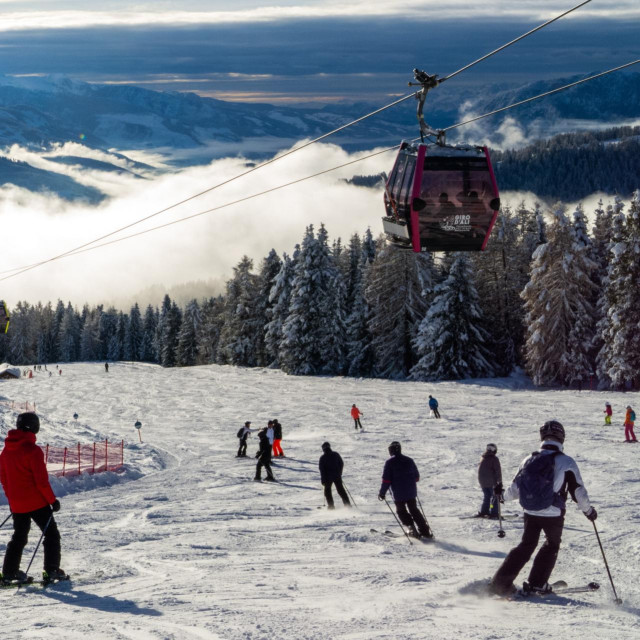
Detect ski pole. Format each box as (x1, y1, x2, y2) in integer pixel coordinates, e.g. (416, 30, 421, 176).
(343, 482, 358, 508)
(416, 495, 435, 537)
(0, 513, 12, 530)
(383, 497, 413, 545)
(592, 521, 622, 604)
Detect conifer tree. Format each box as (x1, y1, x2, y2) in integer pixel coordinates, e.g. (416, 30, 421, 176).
(176, 299, 201, 366)
(411, 253, 494, 381)
(264, 251, 295, 368)
(196, 296, 224, 364)
(140, 305, 158, 363)
(254, 249, 282, 366)
(58, 303, 81, 362)
(123, 303, 143, 361)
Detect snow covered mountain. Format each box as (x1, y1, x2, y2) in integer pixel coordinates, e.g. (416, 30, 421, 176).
(0, 362, 637, 638)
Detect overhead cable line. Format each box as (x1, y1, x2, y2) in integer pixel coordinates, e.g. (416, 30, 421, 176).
(443, 59, 640, 132)
(440, 0, 593, 83)
(3, 0, 594, 279)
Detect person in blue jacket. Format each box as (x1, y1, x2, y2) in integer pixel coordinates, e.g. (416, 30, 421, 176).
(378, 441, 433, 539)
(428, 395, 441, 419)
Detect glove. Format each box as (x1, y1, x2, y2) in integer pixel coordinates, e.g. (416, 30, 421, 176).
(493, 482, 504, 497)
(378, 493, 386, 502)
(51, 499, 61, 513)
(585, 507, 597, 522)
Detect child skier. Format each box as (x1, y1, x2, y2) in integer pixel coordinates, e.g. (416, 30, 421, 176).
(237, 421, 254, 458)
(624, 406, 637, 443)
(477, 444, 502, 518)
(604, 402, 612, 425)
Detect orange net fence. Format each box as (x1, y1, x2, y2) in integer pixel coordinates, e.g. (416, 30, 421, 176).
(41, 440, 124, 477)
(0, 400, 37, 412)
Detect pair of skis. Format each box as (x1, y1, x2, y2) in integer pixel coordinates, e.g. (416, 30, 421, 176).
(370, 528, 435, 543)
(1, 575, 71, 590)
(513, 580, 600, 598)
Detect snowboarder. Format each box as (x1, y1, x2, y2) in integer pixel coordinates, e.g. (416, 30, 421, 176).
(624, 406, 637, 442)
(319, 442, 350, 509)
(350, 404, 363, 430)
(478, 443, 502, 518)
(272, 419, 284, 457)
(237, 421, 254, 458)
(0, 413, 67, 584)
(604, 402, 612, 425)
(489, 420, 596, 596)
(378, 441, 433, 539)
(428, 395, 440, 419)
(254, 429, 275, 482)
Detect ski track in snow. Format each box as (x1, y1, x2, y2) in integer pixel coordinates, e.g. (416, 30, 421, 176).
(0, 363, 639, 639)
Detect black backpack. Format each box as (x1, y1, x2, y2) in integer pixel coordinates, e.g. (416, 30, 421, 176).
(515, 451, 561, 510)
(237, 427, 244, 439)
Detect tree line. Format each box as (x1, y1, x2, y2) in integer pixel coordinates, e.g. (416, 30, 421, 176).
(1, 191, 639, 390)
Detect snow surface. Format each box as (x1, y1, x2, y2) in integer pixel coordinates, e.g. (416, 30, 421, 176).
(0, 362, 639, 639)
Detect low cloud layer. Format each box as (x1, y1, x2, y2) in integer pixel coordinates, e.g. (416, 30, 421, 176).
(0, 142, 391, 308)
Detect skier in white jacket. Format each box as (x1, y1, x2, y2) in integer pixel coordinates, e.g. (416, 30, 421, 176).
(489, 420, 597, 596)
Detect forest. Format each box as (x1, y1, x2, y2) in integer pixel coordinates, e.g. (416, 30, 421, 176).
(1, 190, 639, 391)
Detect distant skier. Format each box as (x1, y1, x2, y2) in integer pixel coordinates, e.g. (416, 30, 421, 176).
(105, 362, 109, 373)
(350, 404, 363, 430)
(604, 402, 612, 425)
(237, 421, 254, 458)
(428, 395, 440, 419)
(489, 420, 596, 597)
(378, 441, 433, 539)
(0, 413, 67, 584)
(319, 442, 350, 509)
(254, 429, 275, 482)
(624, 406, 637, 443)
(266, 421, 275, 447)
(477, 443, 502, 518)
(272, 419, 284, 457)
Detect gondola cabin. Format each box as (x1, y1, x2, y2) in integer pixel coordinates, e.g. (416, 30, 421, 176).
(0, 300, 9, 333)
(383, 141, 500, 252)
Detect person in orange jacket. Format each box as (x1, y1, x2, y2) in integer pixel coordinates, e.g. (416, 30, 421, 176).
(350, 404, 363, 430)
(624, 406, 637, 443)
(0, 413, 67, 584)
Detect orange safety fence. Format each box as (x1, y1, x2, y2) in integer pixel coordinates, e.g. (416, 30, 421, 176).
(0, 400, 36, 412)
(41, 440, 124, 477)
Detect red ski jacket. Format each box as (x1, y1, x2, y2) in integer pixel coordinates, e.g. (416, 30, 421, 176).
(0, 430, 56, 514)
(351, 406, 361, 419)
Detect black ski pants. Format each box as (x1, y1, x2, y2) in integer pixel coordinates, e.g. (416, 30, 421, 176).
(395, 499, 431, 537)
(255, 459, 274, 480)
(238, 437, 248, 457)
(431, 407, 441, 419)
(353, 418, 363, 430)
(491, 513, 564, 591)
(323, 479, 350, 508)
(3, 506, 61, 576)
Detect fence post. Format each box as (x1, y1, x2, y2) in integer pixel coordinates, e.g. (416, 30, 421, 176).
(62, 447, 67, 477)
(105, 439, 109, 472)
(92, 442, 96, 474)
(78, 443, 81, 475)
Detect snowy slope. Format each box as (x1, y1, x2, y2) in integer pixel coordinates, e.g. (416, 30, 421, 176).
(0, 363, 638, 639)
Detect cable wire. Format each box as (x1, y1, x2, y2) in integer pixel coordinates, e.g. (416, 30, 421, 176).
(440, 0, 593, 83)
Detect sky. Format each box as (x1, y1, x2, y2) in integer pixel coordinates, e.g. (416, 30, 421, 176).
(0, 1, 638, 307)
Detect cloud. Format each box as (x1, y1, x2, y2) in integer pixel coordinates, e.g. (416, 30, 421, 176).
(0, 1, 638, 31)
(0, 142, 392, 308)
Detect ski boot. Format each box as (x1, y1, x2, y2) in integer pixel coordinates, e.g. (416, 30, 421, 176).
(522, 581, 553, 595)
(43, 568, 69, 584)
(264, 476, 277, 482)
(1, 570, 32, 586)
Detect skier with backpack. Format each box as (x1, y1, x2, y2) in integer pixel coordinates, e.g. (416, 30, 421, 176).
(624, 406, 637, 443)
(378, 441, 433, 539)
(319, 442, 350, 509)
(0, 413, 67, 585)
(236, 421, 255, 458)
(488, 420, 596, 597)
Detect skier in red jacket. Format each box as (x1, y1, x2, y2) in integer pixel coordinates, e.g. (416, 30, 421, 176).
(0, 413, 66, 584)
(350, 404, 363, 430)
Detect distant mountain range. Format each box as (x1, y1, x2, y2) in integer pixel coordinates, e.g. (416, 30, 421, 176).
(0, 72, 638, 202)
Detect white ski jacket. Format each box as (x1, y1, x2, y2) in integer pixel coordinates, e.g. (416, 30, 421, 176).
(504, 440, 592, 518)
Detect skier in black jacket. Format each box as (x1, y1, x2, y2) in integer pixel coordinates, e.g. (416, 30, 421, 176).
(254, 429, 275, 482)
(319, 442, 350, 509)
(379, 442, 433, 539)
